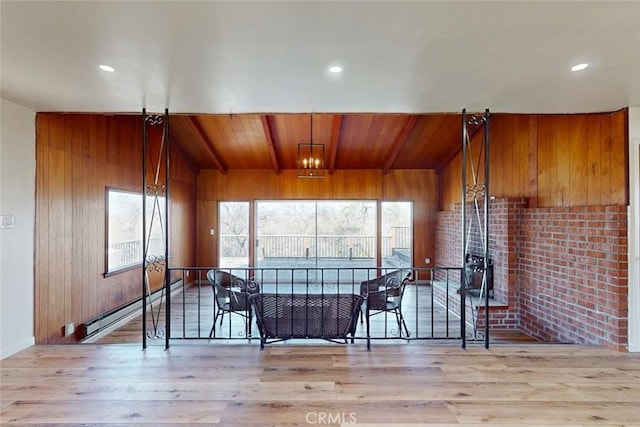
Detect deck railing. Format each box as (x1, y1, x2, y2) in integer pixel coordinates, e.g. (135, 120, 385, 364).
(108, 237, 163, 270)
(257, 235, 378, 259)
(221, 229, 410, 259)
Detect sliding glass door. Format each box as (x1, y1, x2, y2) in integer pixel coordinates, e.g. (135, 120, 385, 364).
(315, 201, 376, 267)
(219, 200, 413, 281)
(255, 200, 376, 270)
(381, 201, 413, 268)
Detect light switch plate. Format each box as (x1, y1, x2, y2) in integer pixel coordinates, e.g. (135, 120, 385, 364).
(0, 215, 15, 229)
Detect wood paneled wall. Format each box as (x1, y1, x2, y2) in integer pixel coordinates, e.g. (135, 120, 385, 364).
(196, 169, 437, 269)
(35, 113, 196, 344)
(438, 111, 628, 210)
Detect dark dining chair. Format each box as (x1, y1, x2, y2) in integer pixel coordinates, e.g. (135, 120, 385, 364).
(359, 270, 402, 323)
(364, 272, 411, 346)
(207, 269, 260, 338)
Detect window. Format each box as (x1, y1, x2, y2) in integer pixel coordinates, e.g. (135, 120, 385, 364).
(105, 188, 165, 275)
(219, 201, 250, 268)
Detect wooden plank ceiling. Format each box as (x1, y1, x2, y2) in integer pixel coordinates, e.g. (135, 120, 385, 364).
(169, 113, 468, 173)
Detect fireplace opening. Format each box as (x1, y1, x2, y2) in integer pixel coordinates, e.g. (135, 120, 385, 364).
(463, 253, 494, 298)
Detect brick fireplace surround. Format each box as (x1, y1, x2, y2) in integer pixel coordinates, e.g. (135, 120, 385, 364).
(435, 198, 628, 350)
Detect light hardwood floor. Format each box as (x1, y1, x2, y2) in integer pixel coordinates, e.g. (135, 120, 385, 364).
(2, 342, 640, 425)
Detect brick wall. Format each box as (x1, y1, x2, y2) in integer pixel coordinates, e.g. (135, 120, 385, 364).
(519, 205, 628, 349)
(435, 200, 629, 349)
(435, 209, 461, 269)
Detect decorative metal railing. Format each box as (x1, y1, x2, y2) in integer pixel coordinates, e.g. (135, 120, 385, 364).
(158, 266, 475, 349)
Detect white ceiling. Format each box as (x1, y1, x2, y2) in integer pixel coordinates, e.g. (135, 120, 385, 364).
(1, 1, 639, 115)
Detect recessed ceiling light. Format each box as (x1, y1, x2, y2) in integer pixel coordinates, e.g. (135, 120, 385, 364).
(571, 63, 589, 72)
(99, 64, 115, 73)
(329, 66, 342, 73)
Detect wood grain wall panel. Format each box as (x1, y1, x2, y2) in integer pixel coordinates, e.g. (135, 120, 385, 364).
(196, 170, 216, 201)
(105, 116, 118, 165)
(555, 115, 570, 206)
(492, 118, 506, 198)
(35, 113, 197, 344)
(568, 115, 588, 206)
(507, 116, 521, 197)
(278, 170, 312, 199)
(611, 109, 628, 204)
(536, 115, 553, 207)
(502, 116, 520, 194)
(70, 154, 83, 328)
(196, 201, 218, 266)
(381, 169, 426, 199)
(46, 146, 66, 341)
(508, 115, 526, 198)
(412, 199, 432, 268)
(63, 148, 73, 336)
(437, 111, 628, 211)
(48, 114, 63, 150)
(437, 153, 462, 211)
(541, 115, 558, 207)
(527, 115, 538, 205)
(63, 115, 73, 153)
(234, 170, 279, 199)
(586, 117, 602, 206)
(85, 116, 95, 159)
(195, 168, 436, 269)
(169, 180, 197, 269)
(97, 115, 108, 162)
(34, 116, 50, 342)
(288, 170, 380, 199)
(600, 114, 613, 205)
(81, 158, 94, 321)
(170, 147, 197, 184)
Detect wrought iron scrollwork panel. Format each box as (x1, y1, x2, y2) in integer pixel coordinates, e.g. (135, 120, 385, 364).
(461, 109, 491, 349)
(142, 109, 170, 348)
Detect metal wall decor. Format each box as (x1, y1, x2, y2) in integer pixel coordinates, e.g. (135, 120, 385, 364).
(460, 108, 491, 349)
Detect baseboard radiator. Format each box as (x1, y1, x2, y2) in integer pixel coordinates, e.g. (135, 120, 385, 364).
(81, 279, 184, 339)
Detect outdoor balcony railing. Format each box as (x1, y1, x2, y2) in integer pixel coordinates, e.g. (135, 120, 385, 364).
(108, 237, 164, 271)
(221, 229, 410, 259)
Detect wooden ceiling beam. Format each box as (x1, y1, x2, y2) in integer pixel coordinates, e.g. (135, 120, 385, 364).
(260, 115, 280, 174)
(187, 116, 228, 174)
(382, 115, 418, 174)
(327, 115, 343, 175)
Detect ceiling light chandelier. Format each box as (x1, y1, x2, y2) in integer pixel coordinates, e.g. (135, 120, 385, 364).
(297, 114, 325, 178)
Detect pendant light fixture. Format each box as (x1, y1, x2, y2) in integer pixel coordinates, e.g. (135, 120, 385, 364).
(297, 113, 325, 178)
